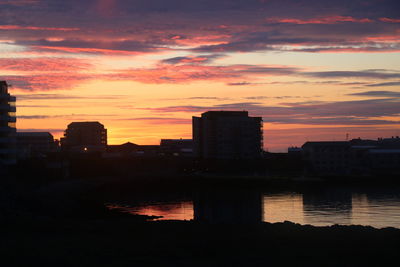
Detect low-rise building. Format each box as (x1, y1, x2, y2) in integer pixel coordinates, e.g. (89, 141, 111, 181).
(302, 141, 351, 176)
(160, 139, 193, 157)
(302, 137, 400, 176)
(17, 132, 56, 159)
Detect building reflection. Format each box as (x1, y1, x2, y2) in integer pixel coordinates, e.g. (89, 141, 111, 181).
(302, 188, 353, 225)
(262, 193, 304, 224)
(193, 189, 262, 223)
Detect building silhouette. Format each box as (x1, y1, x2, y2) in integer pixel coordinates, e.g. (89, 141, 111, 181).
(302, 137, 400, 176)
(160, 139, 193, 157)
(193, 111, 263, 159)
(0, 81, 17, 165)
(302, 141, 351, 176)
(105, 142, 160, 157)
(61, 121, 107, 152)
(17, 132, 56, 159)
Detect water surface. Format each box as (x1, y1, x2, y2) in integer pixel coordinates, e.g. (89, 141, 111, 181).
(106, 186, 400, 228)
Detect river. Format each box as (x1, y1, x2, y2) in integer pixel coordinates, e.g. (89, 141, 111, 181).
(106, 185, 400, 228)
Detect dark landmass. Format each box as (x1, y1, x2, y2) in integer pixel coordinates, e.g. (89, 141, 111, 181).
(1, 217, 399, 267)
(1, 169, 400, 267)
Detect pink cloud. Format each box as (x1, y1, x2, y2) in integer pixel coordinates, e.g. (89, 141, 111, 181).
(0, 57, 93, 72)
(267, 16, 373, 25)
(0, 25, 79, 31)
(110, 64, 300, 84)
(379, 17, 400, 23)
(3, 74, 93, 91)
(33, 46, 152, 55)
(174, 35, 232, 46)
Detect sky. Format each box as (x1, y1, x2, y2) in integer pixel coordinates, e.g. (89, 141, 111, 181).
(1, 0, 399, 152)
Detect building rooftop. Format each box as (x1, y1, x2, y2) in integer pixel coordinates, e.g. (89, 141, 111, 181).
(302, 141, 350, 147)
(0, 81, 9, 94)
(68, 121, 104, 127)
(201, 111, 250, 118)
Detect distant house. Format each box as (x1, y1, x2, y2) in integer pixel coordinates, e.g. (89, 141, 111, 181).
(193, 111, 263, 159)
(61, 121, 107, 152)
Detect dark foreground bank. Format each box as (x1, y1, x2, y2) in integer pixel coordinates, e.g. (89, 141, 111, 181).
(1, 218, 399, 267)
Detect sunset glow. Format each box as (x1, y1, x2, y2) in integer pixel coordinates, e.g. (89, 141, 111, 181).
(1, 0, 399, 151)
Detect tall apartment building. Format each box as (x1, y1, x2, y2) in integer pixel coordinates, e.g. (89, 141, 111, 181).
(61, 121, 107, 152)
(0, 81, 17, 165)
(193, 111, 263, 159)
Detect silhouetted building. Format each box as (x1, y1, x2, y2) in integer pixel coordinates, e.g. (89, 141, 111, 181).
(302, 141, 351, 175)
(160, 139, 193, 157)
(288, 146, 303, 155)
(105, 142, 140, 158)
(17, 132, 56, 159)
(107, 142, 139, 155)
(302, 138, 400, 176)
(0, 81, 16, 165)
(193, 111, 263, 159)
(133, 145, 160, 157)
(61, 122, 107, 152)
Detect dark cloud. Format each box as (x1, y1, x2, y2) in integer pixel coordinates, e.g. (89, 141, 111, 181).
(244, 96, 302, 100)
(16, 94, 126, 100)
(17, 128, 64, 133)
(1, 0, 399, 54)
(366, 81, 400, 87)
(119, 117, 191, 124)
(161, 54, 225, 65)
(136, 98, 400, 125)
(227, 82, 254, 86)
(347, 91, 400, 97)
(20, 39, 165, 54)
(18, 114, 117, 119)
(303, 70, 400, 79)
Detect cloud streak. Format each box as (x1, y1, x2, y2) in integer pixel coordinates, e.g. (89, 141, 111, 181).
(134, 98, 400, 126)
(0, 0, 398, 55)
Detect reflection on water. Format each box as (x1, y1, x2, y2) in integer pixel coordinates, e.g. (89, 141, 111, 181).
(303, 189, 352, 226)
(194, 190, 262, 223)
(262, 189, 400, 228)
(351, 193, 400, 227)
(107, 201, 194, 221)
(106, 186, 400, 228)
(263, 194, 304, 224)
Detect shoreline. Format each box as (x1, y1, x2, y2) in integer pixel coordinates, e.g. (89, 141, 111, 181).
(2, 218, 399, 266)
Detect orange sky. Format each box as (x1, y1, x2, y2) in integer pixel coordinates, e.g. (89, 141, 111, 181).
(1, 0, 399, 151)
